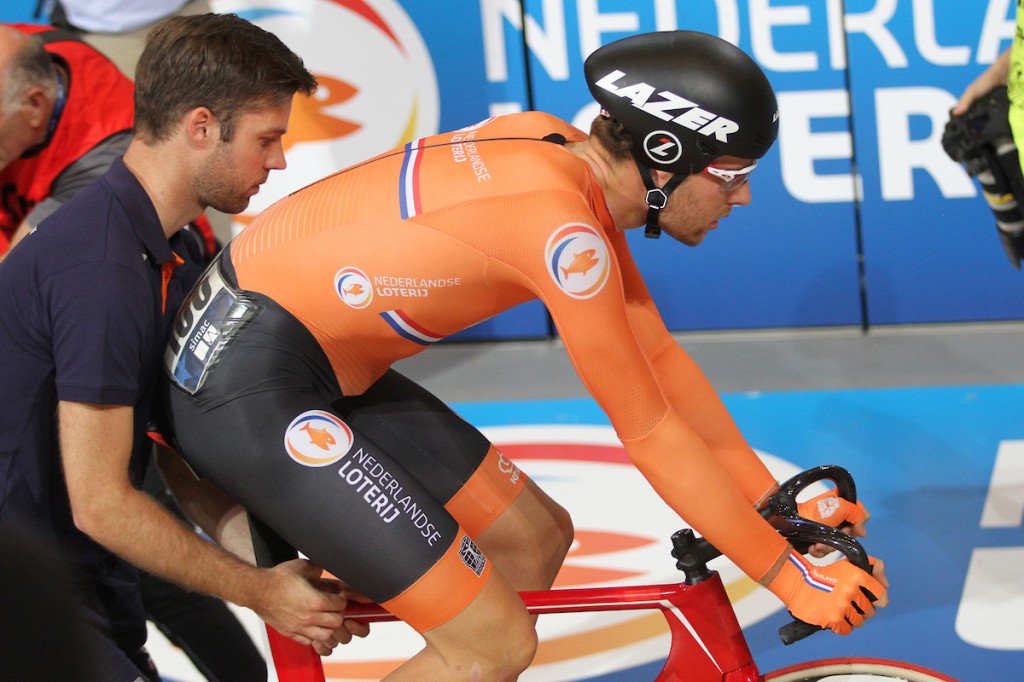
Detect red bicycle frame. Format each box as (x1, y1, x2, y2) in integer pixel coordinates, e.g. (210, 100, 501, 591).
(268, 571, 761, 682)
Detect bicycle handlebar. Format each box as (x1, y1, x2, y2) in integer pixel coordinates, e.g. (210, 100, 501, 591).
(672, 465, 874, 645)
(766, 464, 873, 645)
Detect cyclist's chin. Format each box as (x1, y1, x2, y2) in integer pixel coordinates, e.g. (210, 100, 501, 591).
(672, 229, 708, 247)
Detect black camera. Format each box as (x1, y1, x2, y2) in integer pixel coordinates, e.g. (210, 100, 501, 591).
(942, 86, 1024, 269)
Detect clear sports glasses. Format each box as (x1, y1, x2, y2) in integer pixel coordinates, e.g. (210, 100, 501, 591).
(704, 160, 757, 192)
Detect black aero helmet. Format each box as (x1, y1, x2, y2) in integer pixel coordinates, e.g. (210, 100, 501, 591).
(584, 31, 778, 237)
(585, 30, 778, 175)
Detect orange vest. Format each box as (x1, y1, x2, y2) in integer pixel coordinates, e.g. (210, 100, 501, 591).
(0, 24, 134, 251)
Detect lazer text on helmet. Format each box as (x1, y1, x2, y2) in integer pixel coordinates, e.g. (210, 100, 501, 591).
(595, 69, 739, 142)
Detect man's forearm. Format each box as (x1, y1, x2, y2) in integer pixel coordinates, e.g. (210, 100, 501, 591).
(81, 481, 266, 609)
(59, 401, 265, 609)
(155, 444, 256, 563)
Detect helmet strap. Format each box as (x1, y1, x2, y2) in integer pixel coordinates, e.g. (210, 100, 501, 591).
(635, 159, 686, 239)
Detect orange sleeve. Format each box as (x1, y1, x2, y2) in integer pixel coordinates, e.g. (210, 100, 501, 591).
(648, 343, 778, 506)
(614, 252, 777, 507)
(622, 410, 790, 582)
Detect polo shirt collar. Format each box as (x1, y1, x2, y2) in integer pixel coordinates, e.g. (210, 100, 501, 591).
(107, 156, 177, 264)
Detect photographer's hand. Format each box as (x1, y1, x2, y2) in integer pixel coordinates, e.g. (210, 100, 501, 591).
(954, 47, 1011, 116)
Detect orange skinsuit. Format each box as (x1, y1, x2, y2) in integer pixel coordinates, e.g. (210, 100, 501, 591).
(229, 111, 791, 589)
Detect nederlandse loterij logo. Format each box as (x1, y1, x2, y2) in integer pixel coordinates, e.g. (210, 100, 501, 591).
(283, 410, 354, 467)
(335, 266, 373, 309)
(545, 223, 611, 299)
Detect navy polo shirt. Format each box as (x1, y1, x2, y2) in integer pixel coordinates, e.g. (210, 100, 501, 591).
(0, 156, 200, 640)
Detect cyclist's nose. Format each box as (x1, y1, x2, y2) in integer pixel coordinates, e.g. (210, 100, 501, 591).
(727, 181, 753, 206)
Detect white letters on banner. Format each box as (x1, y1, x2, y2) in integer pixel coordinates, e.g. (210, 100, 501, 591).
(875, 87, 976, 201)
(484, 0, 1011, 75)
(577, 0, 639, 58)
(483, 0, 568, 81)
(777, 90, 860, 204)
(779, 87, 976, 203)
(841, 0, 907, 68)
(912, 0, 970, 65)
(956, 440, 1024, 651)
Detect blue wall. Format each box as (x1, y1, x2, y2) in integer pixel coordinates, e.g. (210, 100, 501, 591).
(7, 0, 1022, 336)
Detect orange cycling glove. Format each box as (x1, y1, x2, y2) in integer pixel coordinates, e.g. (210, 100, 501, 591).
(766, 552, 887, 635)
(797, 490, 867, 529)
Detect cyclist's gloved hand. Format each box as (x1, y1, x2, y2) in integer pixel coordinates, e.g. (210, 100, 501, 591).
(767, 552, 889, 635)
(797, 490, 868, 558)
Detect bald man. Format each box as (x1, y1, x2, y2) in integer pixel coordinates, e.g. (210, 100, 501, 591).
(0, 23, 134, 258)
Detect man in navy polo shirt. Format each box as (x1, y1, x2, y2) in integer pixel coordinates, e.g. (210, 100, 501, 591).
(0, 13, 357, 681)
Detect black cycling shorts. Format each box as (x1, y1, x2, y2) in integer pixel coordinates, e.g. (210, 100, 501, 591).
(160, 251, 524, 632)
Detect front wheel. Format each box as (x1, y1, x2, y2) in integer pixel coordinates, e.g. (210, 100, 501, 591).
(764, 657, 959, 682)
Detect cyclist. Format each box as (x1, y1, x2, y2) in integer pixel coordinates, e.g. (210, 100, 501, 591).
(160, 30, 889, 680)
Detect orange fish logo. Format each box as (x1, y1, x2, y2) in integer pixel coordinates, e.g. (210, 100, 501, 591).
(560, 249, 600, 279)
(300, 422, 337, 451)
(545, 223, 611, 299)
(284, 410, 353, 467)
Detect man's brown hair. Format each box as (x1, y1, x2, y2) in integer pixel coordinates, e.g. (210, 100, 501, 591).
(589, 113, 633, 165)
(133, 13, 316, 142)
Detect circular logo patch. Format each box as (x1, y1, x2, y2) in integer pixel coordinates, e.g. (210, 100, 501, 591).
(643, 130, 683, 167)
(284, 410, 354, 467)
(335, 266, 373, 309)
(545, 223, 611, 300)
